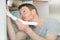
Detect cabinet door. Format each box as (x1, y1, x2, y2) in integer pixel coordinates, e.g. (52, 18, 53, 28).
(0, 0, 7, 40)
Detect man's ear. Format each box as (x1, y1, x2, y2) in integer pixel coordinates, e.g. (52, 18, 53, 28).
(31, 9, 36, 15)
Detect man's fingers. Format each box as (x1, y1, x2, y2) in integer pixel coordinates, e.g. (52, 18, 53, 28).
(15, 20, 24, 30)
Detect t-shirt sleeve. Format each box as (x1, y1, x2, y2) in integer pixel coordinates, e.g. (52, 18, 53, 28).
(47, 19, 60, 36)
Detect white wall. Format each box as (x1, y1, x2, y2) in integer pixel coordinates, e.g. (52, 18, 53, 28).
(0, 0, 7, 40)
(34, 2, 49, 18)
(49, 0, 60, 22)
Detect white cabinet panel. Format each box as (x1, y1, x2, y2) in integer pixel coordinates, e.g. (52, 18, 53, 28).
(0, 0, 7, 40)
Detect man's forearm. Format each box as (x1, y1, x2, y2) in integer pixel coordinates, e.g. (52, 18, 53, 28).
(26, 28, 46, 40)
(7, 17, 16, 40)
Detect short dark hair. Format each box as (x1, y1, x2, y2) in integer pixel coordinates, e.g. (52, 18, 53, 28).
(18, 4, 38, 15)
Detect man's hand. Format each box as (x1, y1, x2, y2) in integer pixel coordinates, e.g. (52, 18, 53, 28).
(15, 20, 29, 32)
(6, 5, 9, 11)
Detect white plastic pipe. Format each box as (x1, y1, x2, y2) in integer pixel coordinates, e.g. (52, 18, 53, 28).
(6, 11, 38, 25)
(7, 0, 13, 7)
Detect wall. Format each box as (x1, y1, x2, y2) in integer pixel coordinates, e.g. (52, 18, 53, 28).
(49, 0, 60, 22)
(34, 1, 49, 18)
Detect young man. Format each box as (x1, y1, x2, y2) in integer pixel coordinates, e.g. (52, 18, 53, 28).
(14, 4, 60, 40)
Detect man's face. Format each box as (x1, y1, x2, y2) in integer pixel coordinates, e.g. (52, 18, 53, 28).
(19, 6, 34, 21)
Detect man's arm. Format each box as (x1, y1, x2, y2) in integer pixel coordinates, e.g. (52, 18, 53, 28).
(15, 20, 57, 40)
(6, 5, 16, 40)
(7, 17, 16, 40)
(26, 27, 57, 40)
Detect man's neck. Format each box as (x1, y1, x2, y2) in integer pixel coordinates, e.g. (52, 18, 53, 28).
(32, 15, 44, 28)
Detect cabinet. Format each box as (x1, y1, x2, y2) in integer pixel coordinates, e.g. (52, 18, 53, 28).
(0, 0, 7, 40)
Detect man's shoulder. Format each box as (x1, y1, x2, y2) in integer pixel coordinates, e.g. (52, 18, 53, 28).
(45, 18, 59, 23)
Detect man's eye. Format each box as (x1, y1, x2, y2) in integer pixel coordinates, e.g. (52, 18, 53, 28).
(23, 11, 25, 12)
